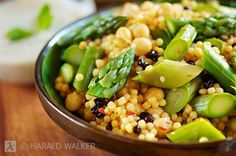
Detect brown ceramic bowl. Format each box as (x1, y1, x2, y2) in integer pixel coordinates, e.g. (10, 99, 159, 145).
(35, 3, 236, 156)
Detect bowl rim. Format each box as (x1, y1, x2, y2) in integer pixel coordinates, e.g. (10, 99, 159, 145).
(35, 5, 236, 150)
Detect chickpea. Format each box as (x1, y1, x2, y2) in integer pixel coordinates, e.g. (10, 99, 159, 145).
(160, 3, 173, 16)
(83, 108, 95, 121)
(113, 37, 128, 49)
(132, 37, 152, 56)
(116, 27, 132, 43)
(55, 83, 63, 91)
(78, 106, 85, 115)
(55, 76, 64, 83)
(145, 87, 165, 100)
(61, 84, 70, 93)
(123, 3, 139, 16)
(141, 1, 154, 10)
(65, 92, 84, 112)
(132, 23, 150, 38)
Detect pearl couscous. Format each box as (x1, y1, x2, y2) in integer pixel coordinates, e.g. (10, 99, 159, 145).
(55, 0, 236, 143)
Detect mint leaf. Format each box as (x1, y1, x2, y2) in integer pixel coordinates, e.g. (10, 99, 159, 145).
(6, 28, 33, 41)
(6, 4, 53, 41)
(37, 4, 53, 30)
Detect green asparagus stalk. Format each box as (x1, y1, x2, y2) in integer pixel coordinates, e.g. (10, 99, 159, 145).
(73, 16, 128, 44)
(194, 3, 219, 13)
(87, 48, 135, 98)
(202, 42, 236, 94)
(57, 16, 128, 46)
(232, 54, 236, 71)
(63, 45, 85, 66)
(73, 46, 103, 92)
(164, 24, 197, 61)
(133, 60, 203, 89)
(166, 18, 189, 36)
(205, 38, 224, 52)
(164, 77, 202, 115)
(57, 17, 99, 47)
(192, 93, 236, 118)
(167, 118, 225, 143)
(154, 0, 236, 8)
(151, 29, 172, 49)
(60, 63, 76, 83)
(166, 14, 236, 39)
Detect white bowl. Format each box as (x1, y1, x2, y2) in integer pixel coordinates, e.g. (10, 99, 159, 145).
(0, 0, 96, 84)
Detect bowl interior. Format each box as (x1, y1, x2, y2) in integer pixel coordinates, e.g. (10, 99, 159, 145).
(35, 2, 236, 155)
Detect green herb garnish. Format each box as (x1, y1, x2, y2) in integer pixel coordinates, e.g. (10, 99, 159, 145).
(6, 28, 33, 41)
(37, 4, 53, 30)
(6, 4, 53, 41)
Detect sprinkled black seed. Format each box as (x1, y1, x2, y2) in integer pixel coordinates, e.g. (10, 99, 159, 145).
(106, 122, 113, 131)
(187, 60, 195, 65)
(133, 125, 141, 134)
(94, 98, 109, 107)
(183, 6, 191, 10)
(203, 79, 214, 88)
(211, 44, 218, 48)
(202, 72, 215, 88)
(146, 50, 160, 61)
(232, 43, 236, 47)
(109, 94, 117, 101)
(138, 58, 149, 70)
(139, 112, 154, 123)
(91, 106, 105, 118)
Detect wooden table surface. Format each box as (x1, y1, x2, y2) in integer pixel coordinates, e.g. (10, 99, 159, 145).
(0, 82, 115, 156)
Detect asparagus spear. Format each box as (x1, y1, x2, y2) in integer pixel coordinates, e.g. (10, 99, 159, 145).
(73, 16, 128, 44)
(73, 46, 103, 92)
(87, 48, 135, 98)
(57, 17, 97, 47)
(63, 45, 85, 66)
(205, 38, 224, 52)
(202, 42, 236, 94)
(154, 0, 236, 8)
(166, 14, 236, 39)
(167, 118, 225, 143)
(192, 93, 236, 118)
(151, 29, 172, 49)
(164, 77, 202, 115)
(164, 24, 197, 61)
(194, 3, 219, 13)
(60, 63, 75, 83)
(133, 60, 203, 89)
(166, 18, 189, 36)
(57, 16, 128, 46)
(232, 54, 236, 71)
